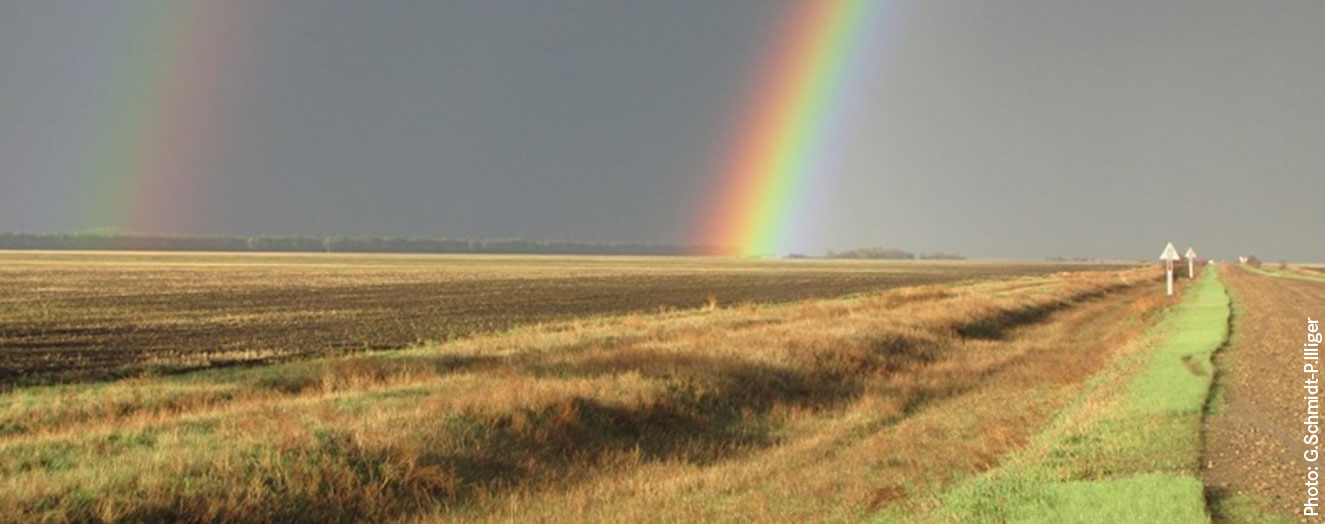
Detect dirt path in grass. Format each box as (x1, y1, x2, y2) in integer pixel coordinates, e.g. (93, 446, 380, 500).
(1205, 266, 1325, 521)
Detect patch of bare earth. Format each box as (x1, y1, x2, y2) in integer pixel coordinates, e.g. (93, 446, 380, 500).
(1205, 266, 1325, 521)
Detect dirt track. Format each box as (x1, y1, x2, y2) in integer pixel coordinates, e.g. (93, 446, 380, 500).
(1205, 266, 1325, 521)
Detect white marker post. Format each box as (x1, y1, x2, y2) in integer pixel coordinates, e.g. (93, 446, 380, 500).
(1160, 242, 1180, 296)
(1185, 247, 1197, 278)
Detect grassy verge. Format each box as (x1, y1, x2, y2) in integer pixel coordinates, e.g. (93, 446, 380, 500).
(896, 268, 1229, 523)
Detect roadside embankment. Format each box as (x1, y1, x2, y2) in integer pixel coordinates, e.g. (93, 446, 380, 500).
(908, 267, 1229, 523)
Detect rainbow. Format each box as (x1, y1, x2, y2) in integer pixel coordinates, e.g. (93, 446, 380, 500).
(699, 0, 887, 257)
(76, 1, 254, 233)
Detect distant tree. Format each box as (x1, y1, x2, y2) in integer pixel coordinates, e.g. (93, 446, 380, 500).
(825, 247, 916, 260)
(918, 252, 965, 260)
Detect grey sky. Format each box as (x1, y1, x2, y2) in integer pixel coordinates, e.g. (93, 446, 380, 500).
(1, 1, 1321, 260)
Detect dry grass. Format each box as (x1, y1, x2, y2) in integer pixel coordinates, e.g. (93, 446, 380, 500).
(0, 263, 1167, 523)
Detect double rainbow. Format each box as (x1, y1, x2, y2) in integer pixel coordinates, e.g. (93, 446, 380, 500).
(71, 1, 882, 246)
(700, 0, 885, 257)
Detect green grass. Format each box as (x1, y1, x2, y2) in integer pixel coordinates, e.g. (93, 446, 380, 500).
(923, 471, 1208, 523)
(895, 268, 1230, 523)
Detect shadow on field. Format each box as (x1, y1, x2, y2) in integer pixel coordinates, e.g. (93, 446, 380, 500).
(237, 308, 1097, 522)
(376, 335, 950, 520)
(953, 284, 1125, 340)
(120, 331, 969, 524)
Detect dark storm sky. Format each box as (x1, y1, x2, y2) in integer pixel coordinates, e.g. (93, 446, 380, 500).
(1, 0, 1322, 260)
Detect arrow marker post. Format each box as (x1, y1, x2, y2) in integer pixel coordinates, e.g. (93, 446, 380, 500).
(1160, 242, 1180, 296)
(1184, 247, 1197, 279)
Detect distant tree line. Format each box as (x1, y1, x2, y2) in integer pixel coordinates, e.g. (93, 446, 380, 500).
(0, 232, 714, 256)
(823, 247, 964, 260)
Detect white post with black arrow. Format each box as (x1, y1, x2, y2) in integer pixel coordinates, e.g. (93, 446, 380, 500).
(1185, 247, 1197, 279)
(1160, 242, 1180, 296)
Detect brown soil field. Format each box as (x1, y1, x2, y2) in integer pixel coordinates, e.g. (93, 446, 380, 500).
(0, 251, 1127, 384)
(1205, 266, 1325, 521)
